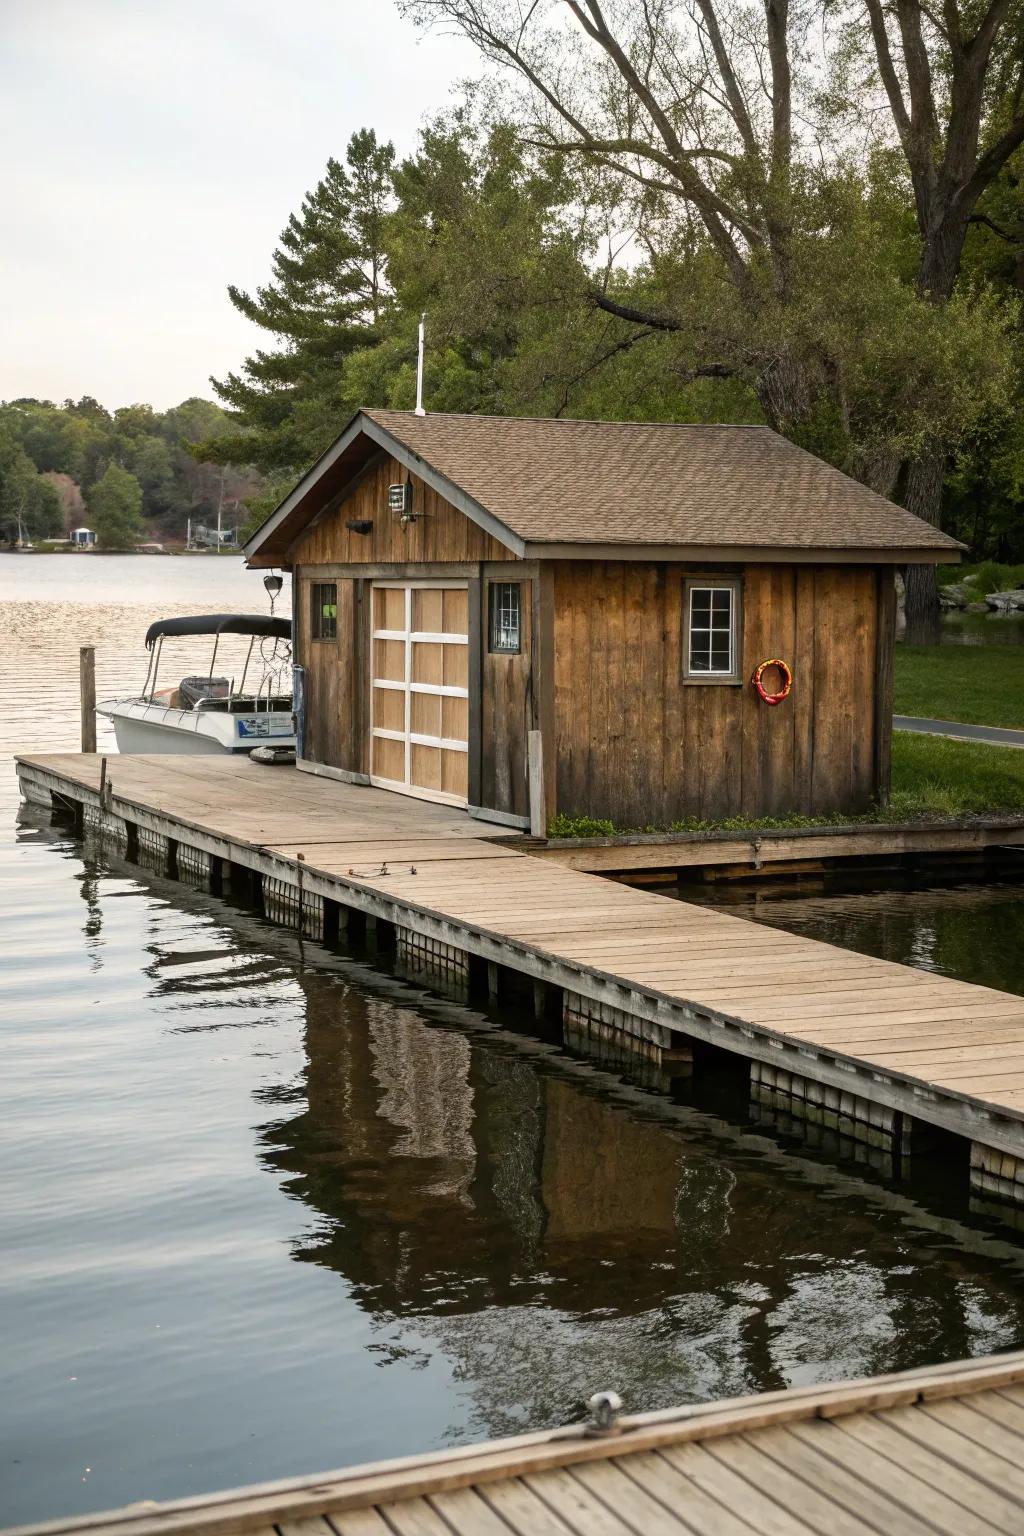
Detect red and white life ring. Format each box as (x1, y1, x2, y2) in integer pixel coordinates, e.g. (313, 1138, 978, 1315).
(752, 658, 793, 705)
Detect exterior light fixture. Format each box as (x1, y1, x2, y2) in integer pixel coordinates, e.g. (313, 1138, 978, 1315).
(263, 571, 284, 613)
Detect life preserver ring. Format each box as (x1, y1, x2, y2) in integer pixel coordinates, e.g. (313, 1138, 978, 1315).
(752, 658, 792, 705)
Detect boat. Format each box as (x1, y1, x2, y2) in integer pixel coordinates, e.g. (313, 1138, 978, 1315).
(96, 614, 295, 756)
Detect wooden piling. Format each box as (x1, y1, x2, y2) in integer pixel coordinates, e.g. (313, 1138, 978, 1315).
(80, 646, 96, 753)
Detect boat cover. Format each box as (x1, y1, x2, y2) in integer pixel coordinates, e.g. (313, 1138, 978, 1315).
(145, 615, 291, 648)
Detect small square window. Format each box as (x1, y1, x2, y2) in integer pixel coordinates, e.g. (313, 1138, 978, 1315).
(489, 582, 522, 654)
(311, 582, 337, 641)
(684, 579, 740, 681)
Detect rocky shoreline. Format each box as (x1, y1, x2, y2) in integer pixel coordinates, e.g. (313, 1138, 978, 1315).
(939, 577, 1024, 614)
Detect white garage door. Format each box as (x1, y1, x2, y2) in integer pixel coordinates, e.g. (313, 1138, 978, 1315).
(370, 581, 469, 805)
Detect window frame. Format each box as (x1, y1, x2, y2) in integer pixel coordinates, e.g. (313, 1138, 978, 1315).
(488, 581, 523, 656)
(682, 576, 742, 684)
(310, 581, 338, 643)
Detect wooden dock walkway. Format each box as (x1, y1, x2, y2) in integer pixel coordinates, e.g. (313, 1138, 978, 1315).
(8, 1352, 1024, 1536)
(16, 752, 1024, 1206)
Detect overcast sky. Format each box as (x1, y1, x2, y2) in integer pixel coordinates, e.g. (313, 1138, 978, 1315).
(0, 1, 477, 411)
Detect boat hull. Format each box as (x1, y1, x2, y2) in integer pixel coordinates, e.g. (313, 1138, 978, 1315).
(97, 700, 295, 756)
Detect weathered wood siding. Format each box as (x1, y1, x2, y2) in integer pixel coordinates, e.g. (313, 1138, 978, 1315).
(551, 562, 885, 825)
(296, 573, 366, 773)
(289, 454, 516, 566)
(480, 577, 533, 819)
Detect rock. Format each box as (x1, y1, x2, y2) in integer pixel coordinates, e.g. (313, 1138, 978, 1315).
(966, 601, 991, 614)
(939, 580, 976, 607)
(985, 590, 1024, 612)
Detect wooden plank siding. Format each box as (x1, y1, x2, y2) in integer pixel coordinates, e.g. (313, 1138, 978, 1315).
(289, 455, 517, 567)
(480, 578, 533, 820)
(552, 561, 882, 826)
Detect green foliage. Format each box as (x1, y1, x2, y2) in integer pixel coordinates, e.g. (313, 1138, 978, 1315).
(0, 395, 263, 539)
(85, 462, 145, 549)
(209, 131, 396, 472)
(0, 423, 62, 543)
(959, 563, 1024, 596)
(889, 733, 1024, 818)
(547, 813, 616, 839)
(895, 643, 1024, 729)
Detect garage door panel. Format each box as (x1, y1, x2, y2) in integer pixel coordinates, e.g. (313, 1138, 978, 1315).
(373, 686, 405, 734)
(377, 587, 406, 631)
(443, 646, 468, 689)
(412, 642, 445, 686)
(441, 748, 468, 797)
(442, 694, 468, 741)
(411, 692, 442, 737)
(411, 744, 443, 791)
(374, 735, 406, 783)
(375, 637, 406, 679)
(443, 588, 468, 634)
(413, 588, 444, 633)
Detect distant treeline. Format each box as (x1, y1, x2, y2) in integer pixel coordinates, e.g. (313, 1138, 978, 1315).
(0, 396, 262, 549)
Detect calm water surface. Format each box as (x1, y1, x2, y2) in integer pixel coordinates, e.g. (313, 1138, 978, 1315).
(4, 554, 1024, 1525)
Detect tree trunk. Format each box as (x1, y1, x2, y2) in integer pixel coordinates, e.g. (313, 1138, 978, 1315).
(902, 447, 947, 643)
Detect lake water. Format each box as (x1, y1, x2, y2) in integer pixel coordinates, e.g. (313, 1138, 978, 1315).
(4, 554, 1024, 1527)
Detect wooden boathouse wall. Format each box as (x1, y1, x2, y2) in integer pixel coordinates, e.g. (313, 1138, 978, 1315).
(288, 453, 896, 826)
(551, 561, 895, 826)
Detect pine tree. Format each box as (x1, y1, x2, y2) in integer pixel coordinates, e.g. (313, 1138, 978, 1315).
(210, 130, 395, 471)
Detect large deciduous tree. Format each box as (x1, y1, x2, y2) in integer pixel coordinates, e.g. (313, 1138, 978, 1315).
(400, 0, 1022, 633)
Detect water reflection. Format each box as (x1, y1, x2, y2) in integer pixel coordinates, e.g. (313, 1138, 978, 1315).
(251, 948, 1024, 1424)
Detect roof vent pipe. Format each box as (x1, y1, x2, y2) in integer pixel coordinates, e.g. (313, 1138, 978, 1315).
(414, 313, 426, 416)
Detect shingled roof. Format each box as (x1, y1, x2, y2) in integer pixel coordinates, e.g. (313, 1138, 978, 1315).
(245, 409, 963, 565)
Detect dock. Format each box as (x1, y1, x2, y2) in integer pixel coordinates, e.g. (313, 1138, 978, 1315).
(16, 752, 1024, 1215)
(8, 1351, 1024, 1536)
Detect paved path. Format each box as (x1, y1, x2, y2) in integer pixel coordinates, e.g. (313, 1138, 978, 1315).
(895, 715, 1024, 749)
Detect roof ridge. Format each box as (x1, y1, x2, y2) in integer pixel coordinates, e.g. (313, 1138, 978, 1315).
(363, 408, 768, 431)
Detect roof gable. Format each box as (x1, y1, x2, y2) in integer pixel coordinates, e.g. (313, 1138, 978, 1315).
(244, 409, 963, 566)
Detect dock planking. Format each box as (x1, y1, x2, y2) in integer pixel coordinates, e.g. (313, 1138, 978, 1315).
(7, 1352, 1024, 1536)
(16, 752, 1024, 1179)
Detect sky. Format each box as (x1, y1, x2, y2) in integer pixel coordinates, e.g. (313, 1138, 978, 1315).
(0, 0, 478, 412)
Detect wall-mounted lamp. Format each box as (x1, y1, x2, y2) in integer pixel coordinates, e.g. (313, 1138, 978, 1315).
(345, 518, 373, 535)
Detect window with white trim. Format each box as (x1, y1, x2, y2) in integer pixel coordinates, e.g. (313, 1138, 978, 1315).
(684, 579, 740, 680)
(488, 582, 522, 654)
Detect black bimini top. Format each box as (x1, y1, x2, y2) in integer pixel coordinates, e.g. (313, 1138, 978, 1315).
(145, 614, 291, 649)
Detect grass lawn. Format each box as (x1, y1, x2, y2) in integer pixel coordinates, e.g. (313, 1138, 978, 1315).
(889, 731, 1024, 818)
(895, 643, 1024, 730)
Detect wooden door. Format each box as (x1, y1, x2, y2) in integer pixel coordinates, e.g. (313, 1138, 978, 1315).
(370, 581, 469, 805)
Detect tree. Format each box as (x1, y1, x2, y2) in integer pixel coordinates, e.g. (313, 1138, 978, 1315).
(0, 427, 62, 544)
(400, 1, 1022, 631)
(86, 462, 145, 549)
(836, 0, 1024, 630)
(209, 129, 397, 471)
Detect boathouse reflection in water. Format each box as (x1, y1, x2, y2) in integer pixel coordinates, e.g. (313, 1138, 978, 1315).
(237, 959, 1018, 1433)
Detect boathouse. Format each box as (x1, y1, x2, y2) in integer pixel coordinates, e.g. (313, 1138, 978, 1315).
(244, 411, 960, 830)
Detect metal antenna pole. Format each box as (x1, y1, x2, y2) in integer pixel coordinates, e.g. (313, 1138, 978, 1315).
(414, 313, 426, 416)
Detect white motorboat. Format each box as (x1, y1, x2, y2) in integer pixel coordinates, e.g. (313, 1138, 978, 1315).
(97, 613, 295, 756)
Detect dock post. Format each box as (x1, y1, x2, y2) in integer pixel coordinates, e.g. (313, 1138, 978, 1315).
(80, 646, 97, 753)
(528, 730, 546, 838)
